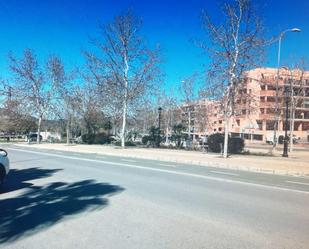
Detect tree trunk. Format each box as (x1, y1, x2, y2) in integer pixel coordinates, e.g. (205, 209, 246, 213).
(188, 110, 191, 142)
(121, 99, 127, 148)
(165, 127, 169, 144)
(121, 51, 129, 149)
(289, 109, 295, 152)
(223, 114, 229, 158)
(37, 115, 42, 144)
(66, 119, 70, 145)
(289, 79, 295, 152)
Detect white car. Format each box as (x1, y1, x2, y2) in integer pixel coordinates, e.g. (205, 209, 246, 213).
(0, 149, 10, 187)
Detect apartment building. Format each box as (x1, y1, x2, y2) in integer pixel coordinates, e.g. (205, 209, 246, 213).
(180, 68, 309, 143)
(212, 68, 309, 142)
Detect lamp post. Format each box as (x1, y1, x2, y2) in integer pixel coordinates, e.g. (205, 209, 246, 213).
(282, 86, 290, 157)
(157, 107, 162, 148)
(273, 28, 301, 148)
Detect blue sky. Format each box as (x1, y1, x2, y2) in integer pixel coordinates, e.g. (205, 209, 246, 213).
(0, 0, 308, 91)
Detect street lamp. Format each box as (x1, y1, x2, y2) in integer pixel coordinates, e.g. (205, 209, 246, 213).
(157, 107, 162, 148)
(274, 28, 301, 148)
(282, 86, 290, 157)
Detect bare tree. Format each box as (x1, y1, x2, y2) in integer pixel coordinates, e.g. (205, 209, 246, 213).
(200, 0, 266, 157)
(283, 61, 308, 152)
(84, 9, 161, 148)
(157, 90, 178, 144)
(47, 56, 79, 144)
(0, 81, 36, 134)
(179, 74, 199, 142)
(74, 84, 104, 137)
(9, 49, 55, 143)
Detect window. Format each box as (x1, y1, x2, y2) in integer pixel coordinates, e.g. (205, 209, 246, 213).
(283, 122, 290, 131)
(219, 120, 222, 124)
(267, 97, 276, 102)
(266, 120, 276, 130)
(260, 108, 264, 114)
(266, 108, 276, 114)
(261, 85, 266, 90)
(253, 134, 263, 141)
(267, 85, 276, 91)
(256, 120, 263, 130)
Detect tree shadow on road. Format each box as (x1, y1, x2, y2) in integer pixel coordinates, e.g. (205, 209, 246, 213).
(0, 168, 124, 244)
(1, 167, 63, 193)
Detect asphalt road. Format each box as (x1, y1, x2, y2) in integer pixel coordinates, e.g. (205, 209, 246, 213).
(1, 145, 309, 249)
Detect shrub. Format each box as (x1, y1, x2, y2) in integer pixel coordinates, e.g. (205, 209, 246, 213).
(94, 133, 111, 144)
(82, 133, 111, 145)
(171, 124, 187, 148)
(114, 140, 136, 147)
(228, 137, 244, 154)
(142, 135, 151, 145)
(207, 133, 244, 154)
(208, 133, 224, 153)
(82, 134, 95, 144)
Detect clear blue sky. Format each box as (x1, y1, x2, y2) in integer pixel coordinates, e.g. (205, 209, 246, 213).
(0, 0, 308, 91)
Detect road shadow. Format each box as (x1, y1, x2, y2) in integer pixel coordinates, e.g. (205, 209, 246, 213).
(1, 167, 62, 193)
(0, 169, 124, 244)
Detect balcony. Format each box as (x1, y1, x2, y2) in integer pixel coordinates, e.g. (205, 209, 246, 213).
(260, 90, 277, 97)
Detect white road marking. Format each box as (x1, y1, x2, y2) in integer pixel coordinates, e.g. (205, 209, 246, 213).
(158, 163, 176, 168)
(210, 170, 239, 176)
(8, 147, 309, 194)
(96, 155, 106, 159)
(286, 181, 309, 186)
(121, 159, 136, 163)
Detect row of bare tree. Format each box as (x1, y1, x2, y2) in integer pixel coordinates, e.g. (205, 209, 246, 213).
(0, 10, 162, 146)
(0, 1, 305, 154)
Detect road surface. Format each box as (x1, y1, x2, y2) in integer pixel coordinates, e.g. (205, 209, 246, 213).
(1, 145, 309, 249)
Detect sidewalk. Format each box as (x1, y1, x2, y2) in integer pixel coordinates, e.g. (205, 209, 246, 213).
(11, 142, 309, 177)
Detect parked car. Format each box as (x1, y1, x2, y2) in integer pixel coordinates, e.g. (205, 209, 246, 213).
(0, 149, 10, 187)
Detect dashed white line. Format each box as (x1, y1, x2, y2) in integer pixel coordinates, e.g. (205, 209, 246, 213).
(210, 170, 239, 176)
(121, 159, 136, 163)
(286, 181, 309, 186)
(96, 155, 106, 159)
(158, 163, 176, 168)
